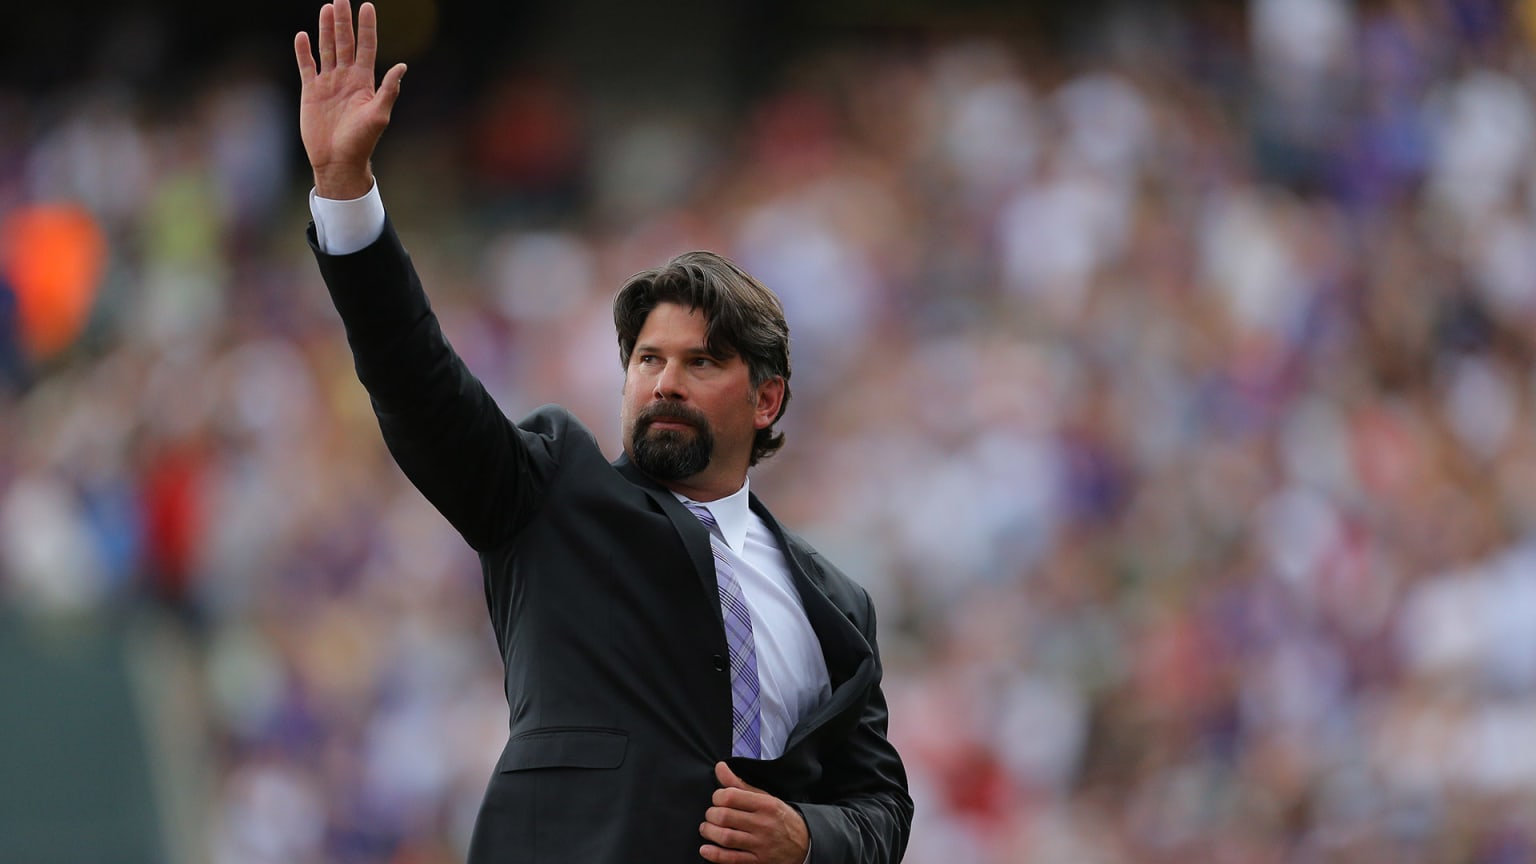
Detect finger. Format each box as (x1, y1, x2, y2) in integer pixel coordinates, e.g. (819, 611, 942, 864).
(714, 761, 765, 793)
(705, 805, 759, 830)
(699, 822, 755, 852)
(355, 1, 379, 71)
(334, 0, 355, 66)
(699, 844, 754, 864)
(712, 785, 769, 813)
(318, 4, 336, 72)
(294, 32, 317, 83)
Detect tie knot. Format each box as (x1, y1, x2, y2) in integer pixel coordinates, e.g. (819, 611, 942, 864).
(684, 501, 718, 531)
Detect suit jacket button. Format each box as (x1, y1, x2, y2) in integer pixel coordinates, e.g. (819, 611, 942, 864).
(712, 654, 726, 672)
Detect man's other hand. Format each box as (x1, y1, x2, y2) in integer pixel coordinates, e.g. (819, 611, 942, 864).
(700, 761, 811, 864)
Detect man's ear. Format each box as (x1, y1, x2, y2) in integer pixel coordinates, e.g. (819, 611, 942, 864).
(753, 377, 785, 429)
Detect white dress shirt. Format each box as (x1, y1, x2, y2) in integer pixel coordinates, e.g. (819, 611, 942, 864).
(309, 186, 832, 758)
(676, 480, 831, 758)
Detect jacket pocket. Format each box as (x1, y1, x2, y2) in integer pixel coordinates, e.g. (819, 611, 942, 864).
(496, 727, 629, 772)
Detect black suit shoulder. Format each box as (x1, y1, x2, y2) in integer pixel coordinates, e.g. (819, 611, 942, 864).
(312, 221, 611, 551)
(777, 528, 878, 630)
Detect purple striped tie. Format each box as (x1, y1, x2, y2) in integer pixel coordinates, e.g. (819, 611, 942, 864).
(685, 502, 763, 758)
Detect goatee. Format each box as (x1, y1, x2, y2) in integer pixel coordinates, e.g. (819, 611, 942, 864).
(630, 404, 714, 481)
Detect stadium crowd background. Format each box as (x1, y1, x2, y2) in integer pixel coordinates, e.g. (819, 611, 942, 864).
(4, 0, 1536, 861)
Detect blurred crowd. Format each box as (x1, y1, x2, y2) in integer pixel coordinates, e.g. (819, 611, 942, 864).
(5, 0, 1536, 861)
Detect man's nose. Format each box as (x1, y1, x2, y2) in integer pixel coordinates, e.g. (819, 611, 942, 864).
(653, 362, 687, 399)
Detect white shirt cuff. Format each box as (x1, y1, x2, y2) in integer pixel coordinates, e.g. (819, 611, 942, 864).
(309, 181, 386, 256)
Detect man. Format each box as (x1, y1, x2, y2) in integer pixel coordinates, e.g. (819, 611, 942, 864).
(294, 3, 912, 862)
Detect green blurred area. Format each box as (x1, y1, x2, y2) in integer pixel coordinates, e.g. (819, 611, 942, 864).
(0, 613, 165, 863)
(0, 608, 208, 860)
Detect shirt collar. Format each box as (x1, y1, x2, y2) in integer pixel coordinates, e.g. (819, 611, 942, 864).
(675, 478, 751, 554)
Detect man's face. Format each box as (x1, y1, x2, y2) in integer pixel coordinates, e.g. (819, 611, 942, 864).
(620, 303, 780, 492)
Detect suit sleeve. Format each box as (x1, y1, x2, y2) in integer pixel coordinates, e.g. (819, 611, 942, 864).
(797, 592, 914, 864)
(310, 219, 554, 551)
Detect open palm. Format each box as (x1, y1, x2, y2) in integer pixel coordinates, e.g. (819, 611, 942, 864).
(294, 0, 406, 199)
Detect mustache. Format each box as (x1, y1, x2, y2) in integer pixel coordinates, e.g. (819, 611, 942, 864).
(637, 402, 708, 431)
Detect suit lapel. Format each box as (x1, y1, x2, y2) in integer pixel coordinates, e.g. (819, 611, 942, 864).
(612, 455, 721, 623)
(748, 495, 876, 752)
(610, 458, 877, 756)
(748, 495, 869, 673)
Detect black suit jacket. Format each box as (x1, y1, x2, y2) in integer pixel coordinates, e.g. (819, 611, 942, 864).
(311, 220, 912, 863)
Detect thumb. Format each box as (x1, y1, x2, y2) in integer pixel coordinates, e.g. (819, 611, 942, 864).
(715, 761, 764, 793)
(373, 62, 407, 113)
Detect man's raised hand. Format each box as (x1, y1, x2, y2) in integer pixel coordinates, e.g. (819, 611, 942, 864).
(294, 0, 406, 199)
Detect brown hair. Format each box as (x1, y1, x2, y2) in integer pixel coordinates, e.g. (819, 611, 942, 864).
(614, 251, 792, 465)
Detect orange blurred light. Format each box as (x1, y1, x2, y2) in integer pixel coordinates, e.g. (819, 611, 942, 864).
(0, 204, 106, 361)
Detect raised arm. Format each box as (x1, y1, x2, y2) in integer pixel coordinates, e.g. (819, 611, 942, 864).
(297, 2, 553, 551)
(295, 0, 407, 199)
